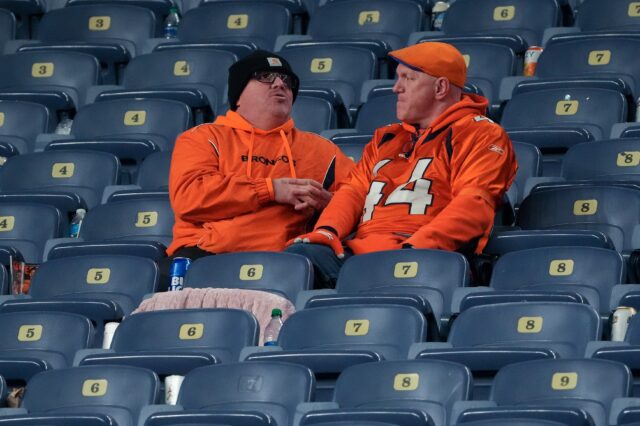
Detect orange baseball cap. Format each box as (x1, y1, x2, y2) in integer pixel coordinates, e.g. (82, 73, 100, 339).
(389, 42, 467, 88)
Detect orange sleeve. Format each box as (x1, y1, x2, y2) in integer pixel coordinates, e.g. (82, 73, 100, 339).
(405, 123, 517, 252)
(169, 128, 272, 223)
(313, 135, 379, 238)
(329, 146, 356, 192)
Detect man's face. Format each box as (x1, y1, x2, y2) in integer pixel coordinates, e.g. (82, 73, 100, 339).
(392, 64, 438, 124)
(236, 71, 294, 119)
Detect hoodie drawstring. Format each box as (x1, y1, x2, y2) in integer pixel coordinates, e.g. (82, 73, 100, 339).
(280, 129, 297, 178)
(246, 127, 255, 177)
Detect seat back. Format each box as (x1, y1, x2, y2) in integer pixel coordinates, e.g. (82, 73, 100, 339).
(29, 255, 159, 314)
(179, 1, 292, 50)
(112, 309, 259, 362)
(179, 361, 314, 426)
(536, 33, 640, 98)
(517, 184, 640, 251)
(449, 302, 600, 357)
(0, 9, 15, 47)
(355, 87, 397, 132)
(71, 98, 192, 151)
(308, 0, 423, 49)
(0, 100, 52, 154)
(184, 251, 313, 302)
(0, 311, 94, 369)
(292, 93, 337, 133)
(279, 305, 427, 360)
(0, 151, 120, 209)
(442, 0, 562, 46)
(0, 51, 101, 108)
(490, 246, 624, 312)
(510, 141, 542, 205)
(280, 43, 377, 109)
(576, 0, 640, 32)
(0, 203, 66, 263)
(22, 365, 160, 426)
(79, 197, 174, 247)
(136, 151, 172, 189)
(501, 84, 627, 140)
(36, 4, 156, 52)
(562, 139, 640, 181)
(334, 359, 472, 426)
(492, 358, 631, 426)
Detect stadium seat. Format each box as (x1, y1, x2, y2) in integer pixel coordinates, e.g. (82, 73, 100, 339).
(561, 139, 640, 182)
(47, 196, 173, 261)
(145, 361, 314, 426)
(509, 141, 542, 206)
(105, 151, 172, 202)
(245, 304, 427, 400)
(19, 5, 157, 84)
(461, 246, 625, 317)
(0, 51, 101, 116)
(0, 263, 8, 295)
(305, 249, 470, 337)
(0, 100, 53, 156)
(307, 0, 425, 50)
(0, 151, 120, 211)
(292, 91, 343, 133)
(0, 254, 159, 327)
(338, 141, 367, 162)
(94, 48, 237, 122)
(0, 311, 94, 382)
(167, 1, 293, 51)
(459, 420, 584, 426)
(301, 359, 472, 426)
(440, 0, 563, 48)
(536, 33, 640, 102)
(185, 251, 313, 303)
(457, 358, 631, 426)
(0, 202, 66, 263)
(0, 0, 43, 38)
(0, 9, 15, 51)
(484, 230, 616, 257)
(80, 308, 258, 375)
(501, 80, 628, 142)
(516, 183, 640, 252)
(280, 43, 378, 110)
(415, 302, 601, 398)
(575, 0, 640, 36)
(353, 84, 397, 132)
(46, 98, 192, 168)
(0, 365, 160, 426)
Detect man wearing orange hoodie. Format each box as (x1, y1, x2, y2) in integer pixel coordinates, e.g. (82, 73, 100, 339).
(287, 42, 518, 288)
(166, 50, 353, 274)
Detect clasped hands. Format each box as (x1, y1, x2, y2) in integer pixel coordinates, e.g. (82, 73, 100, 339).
(273, 178, 332, 212)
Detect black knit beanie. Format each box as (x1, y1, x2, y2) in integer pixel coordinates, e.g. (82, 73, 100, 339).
(227, 50, 300, 111)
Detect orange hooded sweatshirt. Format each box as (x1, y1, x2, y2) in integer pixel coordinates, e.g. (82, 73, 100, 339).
(167, 110, 354, 255)
(314, 93, 518, 254)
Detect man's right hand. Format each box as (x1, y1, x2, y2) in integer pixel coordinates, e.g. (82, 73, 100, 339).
(273, 178, 332, 211)
(286, 228, 345, 258)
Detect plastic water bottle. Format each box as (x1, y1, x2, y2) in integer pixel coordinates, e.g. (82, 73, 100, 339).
(163, 7, 180, 39)
(264, 308, 283, 346)
(69, 208, 86, 238)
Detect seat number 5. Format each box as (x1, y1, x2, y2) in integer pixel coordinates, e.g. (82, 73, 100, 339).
(362, 158, 434, 221)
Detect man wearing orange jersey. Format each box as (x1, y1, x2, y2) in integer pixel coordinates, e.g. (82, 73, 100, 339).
(287, 42, 517, 288)
(165, 50, 353, 284)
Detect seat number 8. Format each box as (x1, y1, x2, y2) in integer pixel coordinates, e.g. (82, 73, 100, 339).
(393, 373, 419, 391)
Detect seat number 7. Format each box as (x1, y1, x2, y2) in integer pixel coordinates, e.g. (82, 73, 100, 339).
(362, 158, 434, 222)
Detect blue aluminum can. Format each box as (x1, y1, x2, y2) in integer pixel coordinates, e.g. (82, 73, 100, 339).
(169, 257, 191, 291)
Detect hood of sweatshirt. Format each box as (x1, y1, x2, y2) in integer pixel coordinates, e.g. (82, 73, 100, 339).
(213, 110, 297, 178)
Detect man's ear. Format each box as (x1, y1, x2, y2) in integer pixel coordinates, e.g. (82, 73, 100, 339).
(434, 77, 450, 99)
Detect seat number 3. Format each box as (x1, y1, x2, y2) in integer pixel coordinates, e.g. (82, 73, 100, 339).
(362, 158, 434, 221)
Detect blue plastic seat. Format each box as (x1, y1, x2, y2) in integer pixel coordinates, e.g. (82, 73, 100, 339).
(458, 358, 631, 426)
(246, 304, 427, 400)
(47, 98, 192, 167)
(0, 151, 120, 212)
(0, 365, 160, 426)
(561, 139, 640, 182)
(20, 5, 157, 84)
(292, 91, 342, 133)
(47, 196, 173, 261)
(0, 9, 15, 48)
(509, 141, 542, 206)
(0, 254, 159, 326)
(462, 246, 624, 316)
(516, 183, 640, 252)
(416, 302, 601, 398)
(106, 151, 172, 203)
(0, 311, 94, 383)
(576, 0, 640, 38)
(185, 251, 313, 302)
(145, 361, 314, 426)
(301, 359, 472, 426)
(305, 249, 470, 337)
(484, 230, 616, 257)
(0, 202, 66, 263)
(0, 51, 100, 114)
(0, 100, 53, 156)
(0, 0, 43, 38)
(354, 85, 397, 133)
(80, 308, 259, 375)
